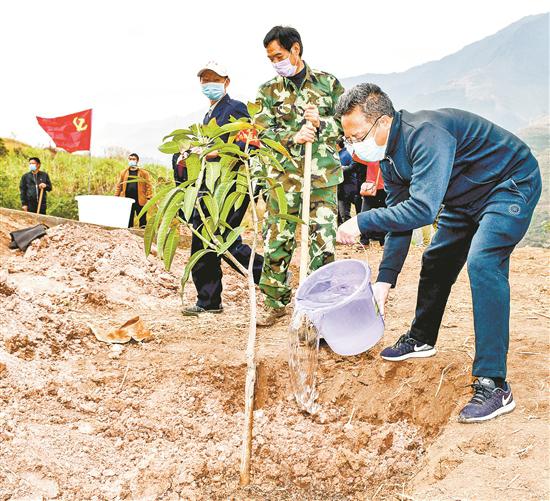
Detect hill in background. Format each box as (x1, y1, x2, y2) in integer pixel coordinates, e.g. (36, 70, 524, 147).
(343, 13, 549, 132)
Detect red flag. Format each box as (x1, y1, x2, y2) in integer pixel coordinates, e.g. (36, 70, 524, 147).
(36, 109, 92, 153)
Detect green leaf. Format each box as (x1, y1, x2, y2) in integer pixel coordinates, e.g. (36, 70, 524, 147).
(236, 171, 248, 194)
(143, 212, 156, 257)
(205, 162, 221, 193)
(202, 194, 219, 227)
(202, 117, 222, 137)
(247, 101, 262, 117)
(273, 213, 304, 225)
(158, 140, 180, 154)
(211, 121, 254, 138)
(202, 142, 244, 158)
(175, 138, 191, 152)
(235, 193, 247, 210)
(260, 151, 285, 172)
(216, 226, 244, 255)
(138, 183, 173, 220)
(214, 180, 235, 209)
(181, 249, 214, 293)
(186, 154, 201, 181)
(163, 226, 180, 271)
(265, 178, 288, 231)
(220, 191, 240, 223)
(157, 191, 185, 256)
(183, 186, 198, 221)
(163, 128, 192, 141)
(262, 137, 292, 159)
(153, 186, 183, 239)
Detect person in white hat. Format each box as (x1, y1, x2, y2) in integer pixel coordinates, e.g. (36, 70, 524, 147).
(181, 61, 264, 317)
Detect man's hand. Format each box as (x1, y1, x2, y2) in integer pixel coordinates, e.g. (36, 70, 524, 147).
(293, 122, 317, 144)
(38, 183, 47, 189)
(303, 105, 320, 129)
(360, 181, 377, 197)
(372, 282, 392, 317)
(22, 205, 28, 212)
(336, 216, 361, 244)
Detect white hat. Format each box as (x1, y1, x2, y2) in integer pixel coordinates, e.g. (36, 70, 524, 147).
(197, 61, 229, 78)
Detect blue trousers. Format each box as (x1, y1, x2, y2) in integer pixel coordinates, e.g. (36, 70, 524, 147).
(410, 164, 542, 379)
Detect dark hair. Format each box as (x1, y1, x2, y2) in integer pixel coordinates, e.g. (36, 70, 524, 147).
(129, 153, 139, 161)
(29, 157, 41, 165)
(335, 83, 395, 121)
(263, 26, 303, 56)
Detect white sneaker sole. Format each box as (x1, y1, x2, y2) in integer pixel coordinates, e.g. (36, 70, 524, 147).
(458, 399, 516, 423)
(380, 347, 437, 361)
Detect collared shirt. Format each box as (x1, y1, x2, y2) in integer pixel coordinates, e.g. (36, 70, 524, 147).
(255, 63, 345, 192)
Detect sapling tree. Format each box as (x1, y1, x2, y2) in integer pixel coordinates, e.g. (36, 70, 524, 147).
(140, 102, 299, 485)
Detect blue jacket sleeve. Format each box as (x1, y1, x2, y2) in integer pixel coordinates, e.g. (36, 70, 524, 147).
(358, 123, 457, 285)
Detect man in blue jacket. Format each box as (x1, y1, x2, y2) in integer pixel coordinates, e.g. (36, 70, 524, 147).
(182, 61, 264, 316)
(336, 83, 542, 423)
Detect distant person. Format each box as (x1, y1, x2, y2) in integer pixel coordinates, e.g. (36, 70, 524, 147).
(19, 157, 52, 214)
(115, 153, 152, 228)
(357, 159, 387, 246)
(337, 139, 362, 225)
(181, 61, 264, 316)
(336, 83, 542, 423)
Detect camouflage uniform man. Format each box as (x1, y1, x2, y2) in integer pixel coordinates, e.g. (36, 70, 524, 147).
(255, 26, 344, 326)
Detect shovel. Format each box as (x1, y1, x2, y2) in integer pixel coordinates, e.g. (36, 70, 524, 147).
(36, 187, 44, 214)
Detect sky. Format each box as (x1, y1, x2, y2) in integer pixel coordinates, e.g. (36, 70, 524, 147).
(1, 0, 548, 155)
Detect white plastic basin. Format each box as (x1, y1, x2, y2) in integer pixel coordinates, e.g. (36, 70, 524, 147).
(75, 195, 134, 228)
(294, 259, 384, 356)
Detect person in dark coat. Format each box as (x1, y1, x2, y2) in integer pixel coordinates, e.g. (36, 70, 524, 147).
(336, 83, 542, 424)
(182, 61, 264, 316)
(19, 157, 52, 214)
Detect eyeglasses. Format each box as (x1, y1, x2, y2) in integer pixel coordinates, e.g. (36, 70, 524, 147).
(343, 115, 382, 145)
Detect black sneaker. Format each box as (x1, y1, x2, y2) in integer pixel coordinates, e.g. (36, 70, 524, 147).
(458, 377, 516, 423)
(380, 332, 436, 361)
(182, 305, 224, 317)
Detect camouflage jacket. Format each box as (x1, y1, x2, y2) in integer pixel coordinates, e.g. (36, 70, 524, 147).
(255, 64, 344, 192)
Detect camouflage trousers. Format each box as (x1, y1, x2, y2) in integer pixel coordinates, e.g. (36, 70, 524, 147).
(260, 186, 337, 309)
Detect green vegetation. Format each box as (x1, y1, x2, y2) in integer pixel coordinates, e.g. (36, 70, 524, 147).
(1, 122, 547, 248)
(0, 139, 171, 219)
(519, 119, 549, 248)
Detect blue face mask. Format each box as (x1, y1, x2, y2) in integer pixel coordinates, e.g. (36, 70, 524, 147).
(201, 82, 225, 101)
(128, 160, 138, 168)
(29, 164, 37, 171)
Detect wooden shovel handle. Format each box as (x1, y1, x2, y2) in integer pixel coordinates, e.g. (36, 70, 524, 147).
(36, 187, 45, 214)
(299, 125, 313, 285)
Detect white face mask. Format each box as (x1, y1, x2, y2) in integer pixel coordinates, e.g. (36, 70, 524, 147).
(351, 119, 388, 162)
(352, 136, 387, 162)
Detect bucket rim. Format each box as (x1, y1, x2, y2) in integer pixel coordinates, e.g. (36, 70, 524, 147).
(295, 259, 372, 314)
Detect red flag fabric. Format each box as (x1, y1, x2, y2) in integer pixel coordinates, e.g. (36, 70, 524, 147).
(36, 109, 92, 153)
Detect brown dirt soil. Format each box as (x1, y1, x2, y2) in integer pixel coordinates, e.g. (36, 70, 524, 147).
(0, 218, 548, 500)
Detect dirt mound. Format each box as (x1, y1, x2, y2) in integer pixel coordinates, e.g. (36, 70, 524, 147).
(0, 216, 548, 499)
(1, 224, 180, 360)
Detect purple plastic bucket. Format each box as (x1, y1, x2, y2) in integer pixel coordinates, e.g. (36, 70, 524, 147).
(294, 259, 384, 356)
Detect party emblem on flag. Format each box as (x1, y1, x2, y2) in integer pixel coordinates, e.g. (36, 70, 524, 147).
(37, 109, 92, 153)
